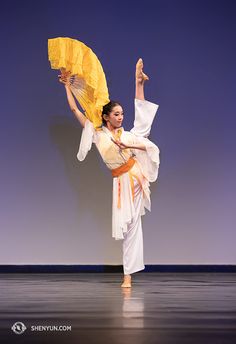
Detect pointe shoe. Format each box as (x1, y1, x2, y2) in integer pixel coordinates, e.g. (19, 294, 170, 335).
(136, 58, 149, 82)
(121, 275, 132, 288)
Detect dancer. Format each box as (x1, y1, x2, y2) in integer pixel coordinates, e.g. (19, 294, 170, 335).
(59, 58, 160, 288)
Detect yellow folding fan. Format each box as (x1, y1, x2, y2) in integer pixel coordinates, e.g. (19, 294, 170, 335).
(48, 37, 110, 128)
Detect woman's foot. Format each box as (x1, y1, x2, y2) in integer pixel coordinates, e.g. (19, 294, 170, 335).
(121, 274, 132, 288)
(136, 58, 149, 83)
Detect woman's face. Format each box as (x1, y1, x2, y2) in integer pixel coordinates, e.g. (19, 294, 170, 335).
(104, 105, 124, 128)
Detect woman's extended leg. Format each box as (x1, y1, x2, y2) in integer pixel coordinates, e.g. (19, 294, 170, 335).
(135, 58, 149, 100)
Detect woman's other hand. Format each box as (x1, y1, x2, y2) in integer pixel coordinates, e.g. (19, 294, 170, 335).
(112, 138, 146, 151)
(111, 138, 129, 150)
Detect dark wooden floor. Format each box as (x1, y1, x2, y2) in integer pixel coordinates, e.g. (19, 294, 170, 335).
(1, 273, 236, 344)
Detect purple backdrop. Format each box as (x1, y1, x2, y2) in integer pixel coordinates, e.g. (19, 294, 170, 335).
(0, 0, 235, 264)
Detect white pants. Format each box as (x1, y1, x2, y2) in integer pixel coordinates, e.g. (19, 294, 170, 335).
(122, 176, 145, 275)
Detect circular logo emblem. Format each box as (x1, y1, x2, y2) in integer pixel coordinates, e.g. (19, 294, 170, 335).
(11, 322, 27, 334)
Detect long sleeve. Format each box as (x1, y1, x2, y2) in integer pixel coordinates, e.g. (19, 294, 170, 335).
(129, 98, 160, 182)
(133, 136, 160, 182)
(77, 119, 96, 161)
(130, 98, 159, 137)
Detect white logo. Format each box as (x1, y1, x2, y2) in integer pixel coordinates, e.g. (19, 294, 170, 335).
(11, 322, 27, 335)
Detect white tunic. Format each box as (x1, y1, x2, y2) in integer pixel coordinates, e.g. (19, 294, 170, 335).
(77, 98, 160, 240)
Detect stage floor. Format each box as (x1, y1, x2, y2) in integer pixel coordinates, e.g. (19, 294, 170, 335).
(1, 272, 236, 343)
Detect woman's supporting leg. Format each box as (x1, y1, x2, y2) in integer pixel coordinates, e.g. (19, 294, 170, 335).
(121, 178, 145, 287)
(123, 214, 145, 274)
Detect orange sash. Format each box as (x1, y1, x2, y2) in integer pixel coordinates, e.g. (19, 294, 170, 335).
(111, 157, 136, 177)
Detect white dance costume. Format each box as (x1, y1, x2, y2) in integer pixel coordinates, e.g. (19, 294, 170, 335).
(77, 98, 160, 275)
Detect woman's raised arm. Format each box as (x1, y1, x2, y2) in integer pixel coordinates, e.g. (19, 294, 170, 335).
(59, 72, 87, 128)
(64, 84, 87, 128)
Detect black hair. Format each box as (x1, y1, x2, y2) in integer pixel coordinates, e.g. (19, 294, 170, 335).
(102, 100, 122, 126)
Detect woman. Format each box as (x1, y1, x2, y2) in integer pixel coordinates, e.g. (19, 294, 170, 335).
(59, 59, 160, 288)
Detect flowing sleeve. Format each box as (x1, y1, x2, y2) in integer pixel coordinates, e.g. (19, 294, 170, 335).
(130, 98, 159, 137)
(77, 119, 96, 161)
(129, 98, 160, 182)
(132, 136, 160, 182)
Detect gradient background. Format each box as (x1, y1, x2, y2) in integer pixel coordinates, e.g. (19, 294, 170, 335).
(0, 0, 235, 265)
